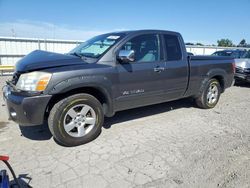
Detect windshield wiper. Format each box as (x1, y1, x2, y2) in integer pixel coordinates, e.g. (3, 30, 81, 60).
(69, 52, 97, 59)
(69, 52, 83, 58)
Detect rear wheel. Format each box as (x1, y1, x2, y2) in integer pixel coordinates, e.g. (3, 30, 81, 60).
(48, 93, 104, 146)
(195, 78, 221, 109)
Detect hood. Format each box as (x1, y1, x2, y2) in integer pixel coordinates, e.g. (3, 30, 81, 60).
(235, 58, 250, 69)
(15, 50, 85, 72)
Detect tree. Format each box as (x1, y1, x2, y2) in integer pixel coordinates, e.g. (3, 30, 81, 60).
(196, 43, 204, 46)
(217, 39, 234, 47)
(238, 39, 247, 47)
(185, 42, 194, 45)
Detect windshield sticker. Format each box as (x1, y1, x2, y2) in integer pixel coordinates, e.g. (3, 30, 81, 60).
(107, 35, 120, 40)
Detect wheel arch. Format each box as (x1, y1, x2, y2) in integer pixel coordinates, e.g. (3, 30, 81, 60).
(45, 86, 114, 119)
(211, 75, 225, 92)
(196, 69, 226, 98)
(206, 68, 227, 92)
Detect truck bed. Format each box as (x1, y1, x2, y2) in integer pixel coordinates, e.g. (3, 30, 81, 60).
(190, 55, 234, 61)
(185, 55, 235, 97)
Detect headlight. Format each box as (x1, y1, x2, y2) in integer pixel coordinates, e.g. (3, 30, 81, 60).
(16, 71, 52, 91)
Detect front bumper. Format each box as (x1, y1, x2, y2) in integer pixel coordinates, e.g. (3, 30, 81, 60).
(3, 85, 52, 126)
(235, 73, 250, 82)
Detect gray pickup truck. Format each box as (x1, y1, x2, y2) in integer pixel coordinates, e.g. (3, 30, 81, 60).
(3, 30, 235, 146)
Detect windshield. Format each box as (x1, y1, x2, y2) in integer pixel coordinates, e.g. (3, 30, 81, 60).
(69, 33, 125, 58)
(212, 50, 246, 58)
(212, 51, 232, 57)
(243, 50, 250, 58)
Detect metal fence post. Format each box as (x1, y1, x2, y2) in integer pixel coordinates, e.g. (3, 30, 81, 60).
(38, 39, 41, 50)
(44, 39, 47, 51)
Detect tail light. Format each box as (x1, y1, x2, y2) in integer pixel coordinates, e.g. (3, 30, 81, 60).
(232, 62, 236, 74)
(0, 155, 9, 161)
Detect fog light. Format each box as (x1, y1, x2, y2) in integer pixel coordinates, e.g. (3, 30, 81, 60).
(10, 111, 17, 118)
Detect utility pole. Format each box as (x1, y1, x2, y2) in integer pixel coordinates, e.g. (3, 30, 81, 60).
(11, 28, 16, 38)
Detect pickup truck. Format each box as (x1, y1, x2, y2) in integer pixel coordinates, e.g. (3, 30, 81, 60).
(3, 30, 235, 146)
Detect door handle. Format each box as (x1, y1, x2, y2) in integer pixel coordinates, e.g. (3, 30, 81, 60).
(154, 67, 165, 73)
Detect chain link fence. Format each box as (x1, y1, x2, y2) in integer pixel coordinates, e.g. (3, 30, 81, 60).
(0, 37, 249, 66)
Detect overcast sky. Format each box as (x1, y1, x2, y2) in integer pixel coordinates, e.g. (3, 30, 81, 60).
(0, 0, 250, 45)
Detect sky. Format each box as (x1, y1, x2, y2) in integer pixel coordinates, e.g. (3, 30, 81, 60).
(0, 0, 249, 45)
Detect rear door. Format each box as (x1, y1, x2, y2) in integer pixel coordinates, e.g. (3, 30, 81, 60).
(115, 33, 166, 110)
(162, 34, 189, 99)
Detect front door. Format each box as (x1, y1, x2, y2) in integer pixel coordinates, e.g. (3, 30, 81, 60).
(115, 34, 166, 111)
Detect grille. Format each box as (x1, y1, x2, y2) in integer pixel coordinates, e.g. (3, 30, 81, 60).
(235, 67, 244, 73)
(244, 68, 250, 73)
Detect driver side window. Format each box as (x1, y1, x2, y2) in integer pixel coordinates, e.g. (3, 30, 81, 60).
(121, 34, 161, 62)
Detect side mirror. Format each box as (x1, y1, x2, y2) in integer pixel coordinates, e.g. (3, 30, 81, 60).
(117, 50, 135, 63)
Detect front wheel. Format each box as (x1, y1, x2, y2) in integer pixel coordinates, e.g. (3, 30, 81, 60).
(48, 93, 104, 146)
(195, 78, 221, 109)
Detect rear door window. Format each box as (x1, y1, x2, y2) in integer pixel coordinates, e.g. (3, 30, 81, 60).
(163, 34, 182, 61)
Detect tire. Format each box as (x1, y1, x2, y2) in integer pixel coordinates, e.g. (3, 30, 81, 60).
(195, 78, 221, 109)
(48, 93, 104, 146)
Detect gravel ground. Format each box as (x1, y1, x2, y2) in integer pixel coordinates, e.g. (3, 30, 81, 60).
(0, 75, 250, 188)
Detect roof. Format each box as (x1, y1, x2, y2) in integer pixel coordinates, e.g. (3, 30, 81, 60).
(106, 29, 180, 36)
